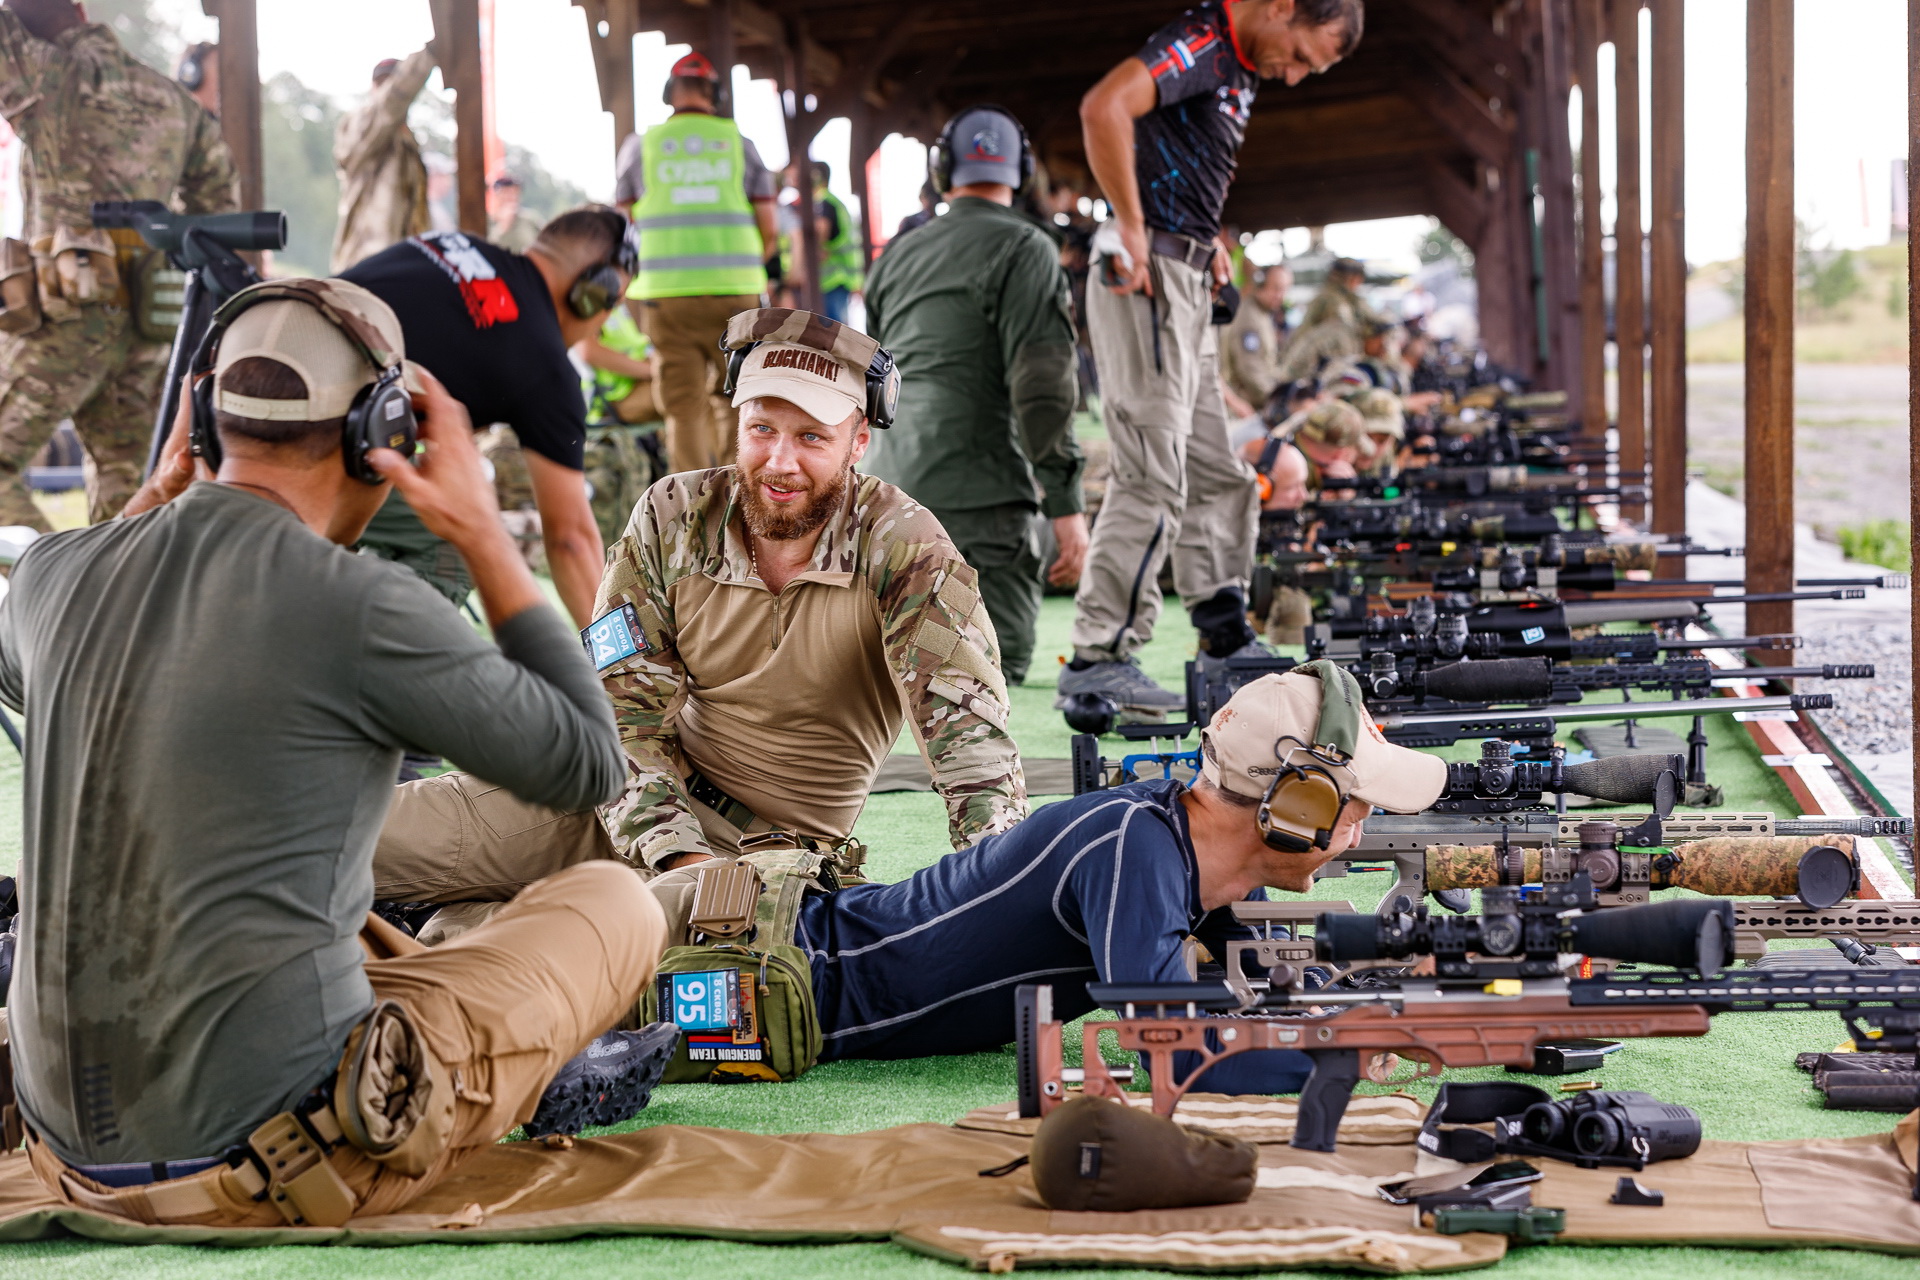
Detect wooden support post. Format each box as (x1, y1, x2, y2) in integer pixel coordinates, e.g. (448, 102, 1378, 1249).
(1532, 0, 1582, 401)
(1649, 0, 1687, 546)
(709, 0, 737, 116)
(1744, 0, 1794, 649)
(1613, 0, 1646, 525)
(1909, 0, 1918, 807)
(1575, 0, 1607, 444)
(783, 15, 823, 312)
(202, 0, 263, 210)
(431, 0, 487, 236)
(847, 101, 876, 270)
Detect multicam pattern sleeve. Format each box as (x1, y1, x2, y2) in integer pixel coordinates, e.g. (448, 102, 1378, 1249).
(858, 480, 1028, 847)
(591, 471, 719, 870)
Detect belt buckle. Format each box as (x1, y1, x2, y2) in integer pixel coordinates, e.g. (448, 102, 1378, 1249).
(244, 1110, 356, 1227)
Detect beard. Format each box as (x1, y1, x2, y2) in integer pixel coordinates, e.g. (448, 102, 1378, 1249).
(737, 455, 853, 542)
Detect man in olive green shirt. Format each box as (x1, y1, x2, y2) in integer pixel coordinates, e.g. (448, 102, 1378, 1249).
(864, 106, 1087, 684)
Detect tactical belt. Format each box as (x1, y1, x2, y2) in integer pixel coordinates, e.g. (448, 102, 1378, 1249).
(1150, 229, 1213, 273)
(684, 766, 761, 832)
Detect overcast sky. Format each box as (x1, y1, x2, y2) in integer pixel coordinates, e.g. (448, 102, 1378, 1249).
(147, 0, 1911, 267)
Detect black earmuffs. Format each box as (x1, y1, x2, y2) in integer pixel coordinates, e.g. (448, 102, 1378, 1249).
(567, 214, 641, 318)
(718, 323, 901, 430)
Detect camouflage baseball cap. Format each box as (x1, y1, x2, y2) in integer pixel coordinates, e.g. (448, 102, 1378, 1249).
(722, 307, 898, 427)
(213, 278, 421, 423)
(1292, 398, 1365, 450)
(1351, 387, 1406, 440)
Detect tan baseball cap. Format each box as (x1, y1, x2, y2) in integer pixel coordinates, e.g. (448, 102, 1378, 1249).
(213, 278, 421, 422)
(1199, 670, 1447, 815)
(1292, 399, 1365, 450)
(1352, 387, 1406, 440)
(725, 307, 892, 427)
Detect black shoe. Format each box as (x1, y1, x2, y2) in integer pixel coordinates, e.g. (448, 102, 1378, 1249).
(525, 1022, 681, 1138)
(397, 753, 444, 783)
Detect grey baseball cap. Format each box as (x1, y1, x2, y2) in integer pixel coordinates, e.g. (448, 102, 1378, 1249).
(946, 107, 1025, 189)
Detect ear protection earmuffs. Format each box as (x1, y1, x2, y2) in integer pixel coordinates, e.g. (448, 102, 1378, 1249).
(1254, 432, 1287, 503)
(719, 320, 901, 430)
(566, 213, 642, 319)
(1254, 659, 1367, 853)
(929, 103, 1034, 196)
(189, 285, 418, 485)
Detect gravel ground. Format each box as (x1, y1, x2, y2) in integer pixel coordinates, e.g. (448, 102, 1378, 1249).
(1796, 625, 1914, 757)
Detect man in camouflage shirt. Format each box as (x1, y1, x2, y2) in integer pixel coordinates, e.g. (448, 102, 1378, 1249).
(370, 310, 1025, 911)
(0, 0, 237, 527)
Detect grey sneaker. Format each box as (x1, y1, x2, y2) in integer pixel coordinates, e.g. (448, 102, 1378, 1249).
(1054, 657, 1187, 714)
(1192, 638, 1291, 683)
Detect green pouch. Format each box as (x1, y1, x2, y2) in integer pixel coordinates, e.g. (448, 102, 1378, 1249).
(644, 942, 821, 1083)
(128, 250, 186, 344)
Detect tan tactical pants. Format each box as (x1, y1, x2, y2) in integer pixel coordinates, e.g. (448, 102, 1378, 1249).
(1070, 253, 1258, 663)
(0, 305, 169, 528)
(633, 293, 756, 474)
(29, 861, 667, 1226)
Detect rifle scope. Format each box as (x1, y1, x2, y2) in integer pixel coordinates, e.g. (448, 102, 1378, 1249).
(1316, 888, 1735, 978)
(1432, 740, 1680, 812)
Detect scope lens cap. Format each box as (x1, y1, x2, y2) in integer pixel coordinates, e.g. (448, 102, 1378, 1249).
(1061, 692, 1118, 736)
(1794, 845, 1854, 911)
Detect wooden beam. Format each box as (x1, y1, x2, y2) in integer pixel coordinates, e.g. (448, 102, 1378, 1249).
(1910, 0, 1918, 846)
(574, 0, 638, 144)
(1575, 0, 1607, 443)
(1422, 157, 1488, 245)
(1613, 0, 1647, 524)
(431, 0, 488, 236)
(1401, 59, 1513, 169)
(1745, 0, 1795, 650)
(708, 0, 737, 116)
(1396, 0, 1520, 108)
(783, 12, 823, 312)
(1531, 0, 1581, 398)
(1649, 0, 1687, 544)
(202, 0, 263, 209)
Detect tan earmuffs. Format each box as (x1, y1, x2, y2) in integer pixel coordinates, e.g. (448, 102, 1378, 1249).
(1254, 659, 1367, 853)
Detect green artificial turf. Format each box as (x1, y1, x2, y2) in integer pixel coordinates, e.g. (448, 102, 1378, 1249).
(0, 598, 1911, 1279)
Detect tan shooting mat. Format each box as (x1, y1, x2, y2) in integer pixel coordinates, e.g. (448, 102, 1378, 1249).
(0, 1106, 1910, 1272)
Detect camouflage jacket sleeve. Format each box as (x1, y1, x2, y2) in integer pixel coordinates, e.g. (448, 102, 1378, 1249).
(0, 11, 55, 120)
(590, 475, 713, 870)
(178, 103, 239, 214)
(868, 490, 1028, 846)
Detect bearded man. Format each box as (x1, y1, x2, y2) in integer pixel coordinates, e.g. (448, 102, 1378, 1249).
(372, 310, 1024, 914)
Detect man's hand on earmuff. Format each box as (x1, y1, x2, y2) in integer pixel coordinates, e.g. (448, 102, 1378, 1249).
(120, 377, 203, 518)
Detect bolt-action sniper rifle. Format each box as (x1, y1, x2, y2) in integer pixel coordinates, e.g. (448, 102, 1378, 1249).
(90, 201, 287, 477)
(1015, 883, 1920, 1198)
(1317, 587, 1870, 643)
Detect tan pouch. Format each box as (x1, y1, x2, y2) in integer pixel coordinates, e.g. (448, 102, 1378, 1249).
(688, 859, 762, 940)
(333, 999, 455, 1176)
(0, 239, 39, 336)
(34, 226, 119, 315)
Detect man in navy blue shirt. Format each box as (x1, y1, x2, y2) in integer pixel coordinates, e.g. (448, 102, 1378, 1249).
(663, 665, 1444, 1094)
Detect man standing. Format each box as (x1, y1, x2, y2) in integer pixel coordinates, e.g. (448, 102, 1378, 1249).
(810, 161, 863, 324)
(1217, 261, 1291, 418)
(617, 52, 779, 475)
(865, 106, 1088, 687)
(0, 0, 237, 528)
(343, 207, 629, 626)
(1057, 0, 1363, 719)
(488, 173, 542, 253)
(332, 44, 437, 272)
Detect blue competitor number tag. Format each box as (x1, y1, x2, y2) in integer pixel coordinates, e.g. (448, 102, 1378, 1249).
(1520, 626, 1546, 646)
(582, 603, 647, 671)
(663, 969, 739, 1032)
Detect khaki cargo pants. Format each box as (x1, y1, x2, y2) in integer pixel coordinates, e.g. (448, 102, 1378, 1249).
(1070, 252, 1258, 663)
(0, 304, 169, 529)
(633, 294, 756, 475)
(29, 860, 667, 1226)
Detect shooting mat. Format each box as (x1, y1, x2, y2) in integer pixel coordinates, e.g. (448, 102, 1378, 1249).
(0, 1098, 1910, 1272)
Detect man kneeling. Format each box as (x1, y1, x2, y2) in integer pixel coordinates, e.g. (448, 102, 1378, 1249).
(0, 280, 669, 1227)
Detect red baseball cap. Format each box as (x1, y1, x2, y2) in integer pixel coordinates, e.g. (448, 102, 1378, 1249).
(669, 51, 719, 82)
